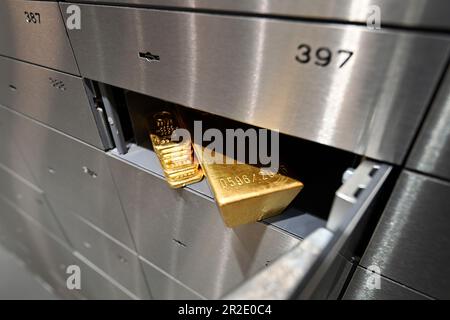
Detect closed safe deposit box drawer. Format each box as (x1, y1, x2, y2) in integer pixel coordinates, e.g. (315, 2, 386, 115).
(0, 0, 79, 74)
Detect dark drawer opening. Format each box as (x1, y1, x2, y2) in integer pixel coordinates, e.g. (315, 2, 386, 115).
(94, 82, 363, 227)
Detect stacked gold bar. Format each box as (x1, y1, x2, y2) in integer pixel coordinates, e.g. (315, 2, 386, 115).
(149, 110, 203, 188)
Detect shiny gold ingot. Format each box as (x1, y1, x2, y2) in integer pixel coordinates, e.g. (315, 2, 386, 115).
(151, 134, 191, 154)
(160, 153, 191, 163)
(160, 148, 193, 161)
(149, 110, 191, 151)
(166, 164, 199, 176)
(194, 144, 303, 227)
(160, 157, 195, 171)
(164, 163, 200, 176)
(160, 153, 193, 168)
(149, 110, 203, 188)
(166, 168, 201, 181)
(166, 170, 204, 189)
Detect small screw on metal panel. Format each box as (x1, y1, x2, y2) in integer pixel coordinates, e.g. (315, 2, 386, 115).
(342, 168, 355, 184)
(82, 166, 98, 178)
(117, 254, 128, 264)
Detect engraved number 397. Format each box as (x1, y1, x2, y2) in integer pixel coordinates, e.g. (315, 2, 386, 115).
(295, 44, 353, 68)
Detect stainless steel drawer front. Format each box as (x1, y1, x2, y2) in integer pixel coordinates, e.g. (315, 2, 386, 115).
(0, 57, 103, 149)
(408, 66, 450, 180)
(344, 267, 432, 300)
(0, 165, 67, 242)
(0, 197, 36, 264)
(0, 196, 72, 289)
(73, 252, 137, 300)
(2, 107, 136, 249)
(0, 185, 135, 300)
(81, 0, 450, 30)
(361, 171, 450, 299)
(56, 210, 151, 299)
(139, 258, 204, 300)
(0, 105, 36, 183)
(63, 4, 450, 164)
(0, 0, 78, 74)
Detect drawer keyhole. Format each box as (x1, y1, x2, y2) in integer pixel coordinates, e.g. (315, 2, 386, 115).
(82, 166, 98, 179)
(139, 51, 160, 63)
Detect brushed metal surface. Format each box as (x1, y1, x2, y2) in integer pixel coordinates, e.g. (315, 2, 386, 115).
(224, 228, 334, 299)
(407, 66, 450, 180)
(139, 257, 204, 299)
(0, 105, 136, 249)
(0, 196, 79, 298)
(81, 0, 450, 30)
(55, 210, 151, 299)
(62, 3, 450, 164)
(0, 243, 60, 300)
(361, 171, 450, 299)
(311, 253, 353, 299)
(0, 105, 36, 183)
(0, 0, 78, 74)
(107, 154, 300, 299)
(0, 140, 35, 185)
(0, 56, 103, 149)
(343, 267, 432, 300)
(264, 208, 326, 240)
(73, 252, 138, 300)
(0, 196, 135, 300)
(0, 197, 37, 268)
(0, 164, 67, 242)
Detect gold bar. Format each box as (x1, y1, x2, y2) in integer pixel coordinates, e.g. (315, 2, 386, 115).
(166, 170, 204, 189)
(160, 158, 196, 171)
(165, 165, 200, 180)
(149, 106, 303, 226)
(160, 149, 193, 161)
(151, 138, 192, 156)
(148, 109, 204, 189)
(162, 162, 198, 174)
(194, 144, 303, 227)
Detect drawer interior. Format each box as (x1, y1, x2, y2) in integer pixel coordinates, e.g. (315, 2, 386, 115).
(93, 81, 363, 229)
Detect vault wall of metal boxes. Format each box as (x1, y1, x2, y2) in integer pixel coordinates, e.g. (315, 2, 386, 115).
(0, 0, 449, 300)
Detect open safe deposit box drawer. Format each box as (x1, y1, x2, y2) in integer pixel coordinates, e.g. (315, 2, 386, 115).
(91, 87, 393, 299)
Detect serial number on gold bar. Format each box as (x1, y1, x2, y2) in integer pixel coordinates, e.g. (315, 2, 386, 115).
(217, 172, 278, 189)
